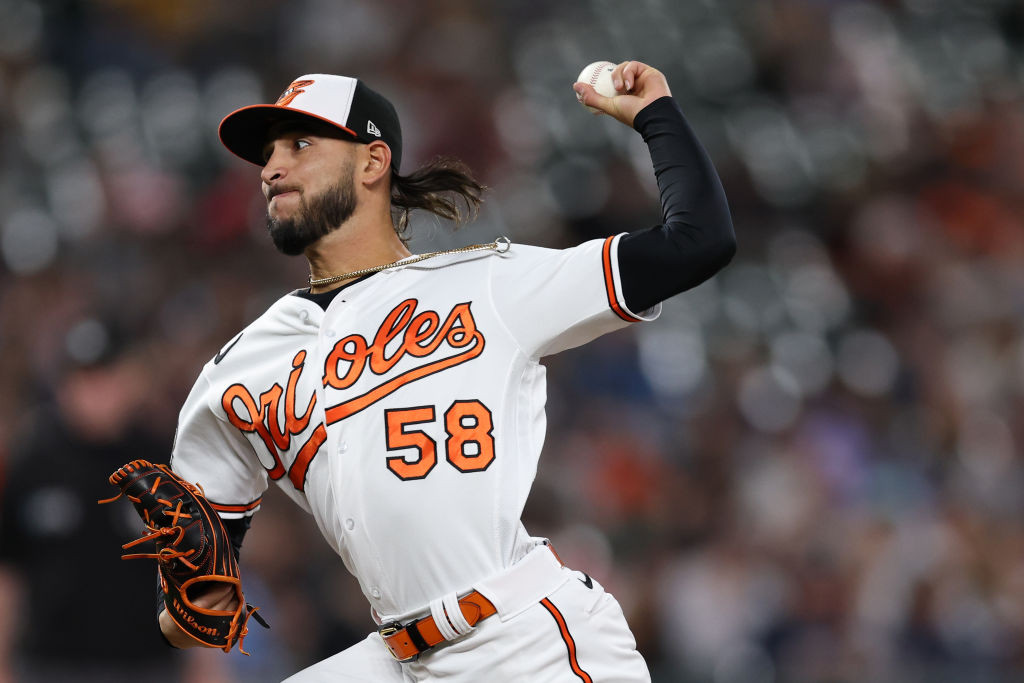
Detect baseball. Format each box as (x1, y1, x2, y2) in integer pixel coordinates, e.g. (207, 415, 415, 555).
(576, 61, 618, 113)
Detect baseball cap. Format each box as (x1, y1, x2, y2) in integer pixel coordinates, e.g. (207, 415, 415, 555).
(218, 74, 403, 171)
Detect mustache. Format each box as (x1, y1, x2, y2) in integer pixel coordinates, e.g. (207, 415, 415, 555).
(266, 185, 301, 201)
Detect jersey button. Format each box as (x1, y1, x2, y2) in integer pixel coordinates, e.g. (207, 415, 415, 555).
(345, 518, 355, 530)
(371, 587, 381, 599)
(338, 441, 348, 454)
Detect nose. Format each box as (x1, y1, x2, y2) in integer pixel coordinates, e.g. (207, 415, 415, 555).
(260, 145, 287, 185)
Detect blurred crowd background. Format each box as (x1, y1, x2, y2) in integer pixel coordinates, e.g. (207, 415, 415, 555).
(1, 0, 1024, 681)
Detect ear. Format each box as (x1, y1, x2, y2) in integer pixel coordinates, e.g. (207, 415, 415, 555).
(359, 141, 392, 187)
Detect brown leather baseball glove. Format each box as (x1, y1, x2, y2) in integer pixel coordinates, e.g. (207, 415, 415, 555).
(101, 459, 267, 653)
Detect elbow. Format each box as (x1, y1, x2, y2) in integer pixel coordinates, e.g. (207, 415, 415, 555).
(706, 190, 737, 274)
(720, 231, 738, 269)
(706, 227, 736, 276)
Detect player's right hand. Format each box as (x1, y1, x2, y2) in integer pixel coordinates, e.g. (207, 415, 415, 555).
(572, 60, 672, 127)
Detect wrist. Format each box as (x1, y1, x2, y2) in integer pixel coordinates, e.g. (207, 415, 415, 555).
(632, 95, 678, 132)
(159, 608, 201, 649)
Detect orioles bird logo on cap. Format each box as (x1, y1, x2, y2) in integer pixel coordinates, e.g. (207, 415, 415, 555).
(276, 79, 315, 107)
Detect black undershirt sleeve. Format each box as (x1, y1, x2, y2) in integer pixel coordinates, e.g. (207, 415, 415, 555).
(618, 96, 736, 313)
(222, 515, 252, 562)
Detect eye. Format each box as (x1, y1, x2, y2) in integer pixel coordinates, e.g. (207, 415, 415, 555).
(260, 143, 274, 163)
(295, 139, 311, 151)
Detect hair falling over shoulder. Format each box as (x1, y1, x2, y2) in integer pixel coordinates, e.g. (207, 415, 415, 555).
(390, 157, 485, 242)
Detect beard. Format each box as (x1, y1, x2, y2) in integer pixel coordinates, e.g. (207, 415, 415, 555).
(266, 164, 357, 256)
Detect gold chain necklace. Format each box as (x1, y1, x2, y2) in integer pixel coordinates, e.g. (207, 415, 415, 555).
(308, 236, 511, 288)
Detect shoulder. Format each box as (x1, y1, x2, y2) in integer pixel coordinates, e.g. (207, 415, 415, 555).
(200, 292, 321, 379)
(487, 238, 610, 272)
(393, 239, 614, 285)
(398, 239, 581, 275)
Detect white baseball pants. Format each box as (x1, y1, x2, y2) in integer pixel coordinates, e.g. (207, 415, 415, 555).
(283, 550, 650, 682)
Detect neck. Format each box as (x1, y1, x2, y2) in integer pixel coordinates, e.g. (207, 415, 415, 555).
(305, 210, 411, 293)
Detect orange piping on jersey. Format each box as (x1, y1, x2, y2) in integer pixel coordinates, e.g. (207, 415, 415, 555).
(209, 497, 263, 514)
(540, 598, 594, 683)
(324, 335, 485, 425)
(601, 236, 642, 323)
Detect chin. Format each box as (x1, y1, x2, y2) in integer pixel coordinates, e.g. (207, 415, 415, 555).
(268, 206, 294, 222)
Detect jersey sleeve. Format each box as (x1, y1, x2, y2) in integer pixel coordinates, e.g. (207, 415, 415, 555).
(488, 235, 661, 358)
(170, 368, 268, 519)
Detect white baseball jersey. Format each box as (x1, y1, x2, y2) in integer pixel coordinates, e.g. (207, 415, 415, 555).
(171, 234, 659, 622)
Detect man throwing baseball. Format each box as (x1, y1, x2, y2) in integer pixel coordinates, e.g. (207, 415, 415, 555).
(152, 60, 734, 681)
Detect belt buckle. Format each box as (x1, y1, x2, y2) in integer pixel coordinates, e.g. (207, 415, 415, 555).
(378, 621, 401, 639)
(377, 621, 418, 662)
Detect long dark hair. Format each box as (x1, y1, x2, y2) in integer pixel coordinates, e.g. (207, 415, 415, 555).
(390, 157, 485, 242)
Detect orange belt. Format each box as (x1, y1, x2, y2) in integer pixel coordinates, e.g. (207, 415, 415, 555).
(379, 591, 497, 662)
(379, 543, 564, 662)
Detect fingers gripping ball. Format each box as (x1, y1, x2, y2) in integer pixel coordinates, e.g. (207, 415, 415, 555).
(100, 459, 268, 653)
(576, 61, 617, 113)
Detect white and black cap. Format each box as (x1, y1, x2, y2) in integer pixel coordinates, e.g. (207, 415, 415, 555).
(219, 74, 403, 171)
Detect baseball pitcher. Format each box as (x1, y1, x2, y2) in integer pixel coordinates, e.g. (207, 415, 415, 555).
(107, 60, 735, 681)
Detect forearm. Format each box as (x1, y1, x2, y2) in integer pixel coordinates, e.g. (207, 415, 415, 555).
(618, 96, 736, 311)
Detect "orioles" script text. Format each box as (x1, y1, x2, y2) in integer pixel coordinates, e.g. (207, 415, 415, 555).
(322, 299, 485, 424)
(221, 350, 327, 491)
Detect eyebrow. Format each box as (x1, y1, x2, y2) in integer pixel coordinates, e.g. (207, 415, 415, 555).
(267, 121, 309, 139)
(260, 120, 348, 160)
(260, 122, 300, 156)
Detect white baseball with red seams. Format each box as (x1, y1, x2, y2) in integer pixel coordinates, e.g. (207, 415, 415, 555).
(576, 61, 618, 112)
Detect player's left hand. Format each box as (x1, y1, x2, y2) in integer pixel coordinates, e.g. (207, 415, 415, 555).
(102, 459, 266, 653)
(572, 60, 672, 127)
(159, 583, 239, 649)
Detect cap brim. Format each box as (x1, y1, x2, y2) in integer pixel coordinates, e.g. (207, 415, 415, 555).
(218, 105, 359, 166)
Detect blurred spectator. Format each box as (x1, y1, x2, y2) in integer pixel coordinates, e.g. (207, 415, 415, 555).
(0, 319, 184, 682)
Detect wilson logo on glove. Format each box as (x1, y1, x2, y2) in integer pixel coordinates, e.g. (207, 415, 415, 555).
(99, 459, 269, 653)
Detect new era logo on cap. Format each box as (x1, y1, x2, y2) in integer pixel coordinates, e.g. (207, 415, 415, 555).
(218, 73, 403, 171)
